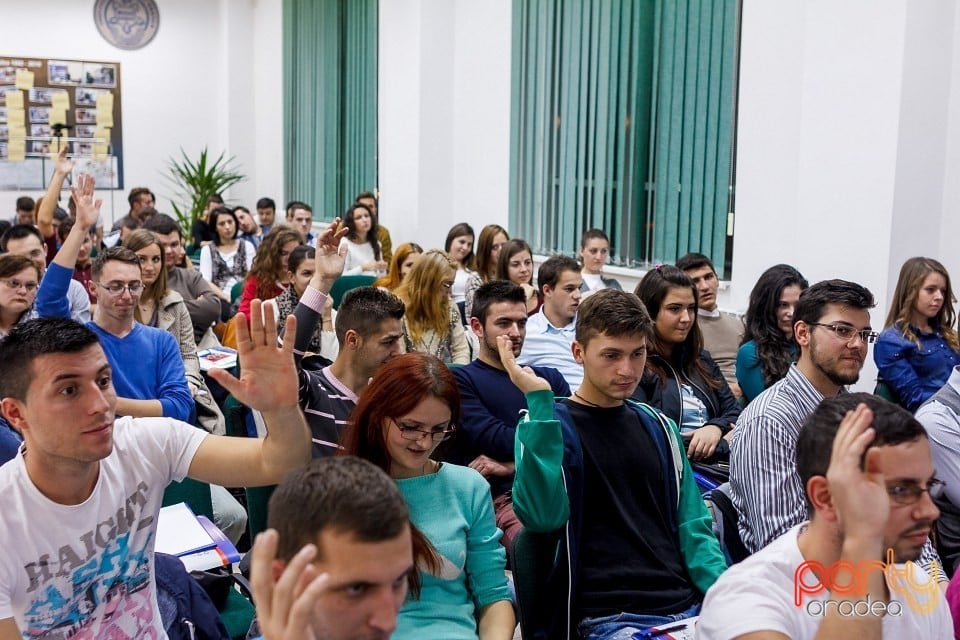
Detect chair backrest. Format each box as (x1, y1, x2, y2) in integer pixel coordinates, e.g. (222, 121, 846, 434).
(245, 484, 278, 541)
(230, 280, 245, 304)
(329, 275, 376, 309)
(874, 376, 900, 404)
(511, 527, 559, 640)
(703, 482, 750, 565)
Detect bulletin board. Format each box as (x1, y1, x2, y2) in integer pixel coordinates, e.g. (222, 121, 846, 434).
(0, 55, 123, 190)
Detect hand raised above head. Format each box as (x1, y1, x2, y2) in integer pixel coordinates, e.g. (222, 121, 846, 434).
(68, 173, 101, 230)
(208, 299, 299, 413)
(313, 217, 348, 285)
(497, 335, 551, 394)
(54, 141, 75, 176)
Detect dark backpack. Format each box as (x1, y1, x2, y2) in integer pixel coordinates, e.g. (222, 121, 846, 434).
(155, 553, 230, 640)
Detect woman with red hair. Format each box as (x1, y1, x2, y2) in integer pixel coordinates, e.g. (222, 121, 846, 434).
(340, 353, 514, 640)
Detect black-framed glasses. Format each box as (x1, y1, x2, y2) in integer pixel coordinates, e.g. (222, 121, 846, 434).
(807, 322, 879, 345)
(887, 478, 946, 505)
(391, 418, 456, 442)
(95, 281, 144, 295)
(2, 278, 38, 292)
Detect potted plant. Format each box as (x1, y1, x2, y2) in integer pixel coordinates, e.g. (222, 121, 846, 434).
(166, 147, 246, 243)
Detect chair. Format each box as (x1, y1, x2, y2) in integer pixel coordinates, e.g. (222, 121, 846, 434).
(230, 280, 245, 304)
(511, 527, 559, 640)
(329, 274, 376, 309)
(874, 377, 901, 404)
(245, 484, 278, 541)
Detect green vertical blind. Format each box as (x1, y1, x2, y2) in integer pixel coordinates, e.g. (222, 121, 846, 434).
(510, 0, 738, 272)
(283, 0, 378, 220)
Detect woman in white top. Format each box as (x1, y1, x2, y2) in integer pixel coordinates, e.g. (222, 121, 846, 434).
(199, 207, 255, 296)
(444, 223, 477, 307)
(578, 228, 622, 297)
(340, 203, 387, 276)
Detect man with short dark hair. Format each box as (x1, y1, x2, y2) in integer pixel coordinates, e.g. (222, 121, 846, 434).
(249, 456, 416, 640)
(235, 206, 263, 248)
(256, 197, 276, 234)
(677, 252, 743, 395)
(143, 214, 221, 346)
(14, 196, 34, 225)
(110, 186, 155, 232)
(0, 306, 311, 638)
(519, 255, 584, 388)
(504, 289, 726, 639)
(450, 280, 570, 553)
(286, 227, 405, 456)
(700, 394, 951, 638)
(287, 201, 315, 245)
(731, 279, 879, 553)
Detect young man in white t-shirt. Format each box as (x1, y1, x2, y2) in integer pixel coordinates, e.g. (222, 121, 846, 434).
(698, 393, 953, 639)
(0, 176, 347, 639)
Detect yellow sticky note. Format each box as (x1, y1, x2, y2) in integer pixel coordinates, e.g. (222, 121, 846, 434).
(95, 93, 113, 111)
(92, 143, 109, 161)
(14, 69, 34, 91)
(7, 108, 24, 127)
(48, 107, 67, 126)
(93, 127, 110, 143)
(95, 109, 113, 128)
(7, 138, 26, 161)
(51, 92, 69, 110)
(5, 90, 23, 109)
(7, 125, 25, 140)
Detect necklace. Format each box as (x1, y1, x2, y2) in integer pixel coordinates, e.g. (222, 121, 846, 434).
(572, 391, 605, 408)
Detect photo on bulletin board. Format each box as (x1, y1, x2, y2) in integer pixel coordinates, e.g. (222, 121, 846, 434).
(48, 60, 83, 85)
(0, 55, 123, 190)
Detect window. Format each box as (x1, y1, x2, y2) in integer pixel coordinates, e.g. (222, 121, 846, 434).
(283, 0, 378, 219)
(509, 0, 739, 275)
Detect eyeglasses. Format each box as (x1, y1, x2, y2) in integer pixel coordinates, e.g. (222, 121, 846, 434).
(391, 418, 456, 442)
(2, 278, 38, 292)
(887, 478, 946, 506)
(95, 281, 144, 295)
(807, 322, 879, 345)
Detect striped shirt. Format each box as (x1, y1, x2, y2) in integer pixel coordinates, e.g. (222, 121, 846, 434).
(293, 286, 357, 457)
(730, 364, 823, 553)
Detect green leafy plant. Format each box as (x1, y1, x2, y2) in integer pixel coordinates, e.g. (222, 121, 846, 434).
(166, 148, 246, 240)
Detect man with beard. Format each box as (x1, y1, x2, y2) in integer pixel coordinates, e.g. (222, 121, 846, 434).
(731, 279, 878, 552)
(699, 394, 951, 638)
(449, 280, 569, 555)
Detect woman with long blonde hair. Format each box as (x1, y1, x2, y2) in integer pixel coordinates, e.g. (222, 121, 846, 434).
(395, 249, 470, 364)
(875, 256, 960, 411)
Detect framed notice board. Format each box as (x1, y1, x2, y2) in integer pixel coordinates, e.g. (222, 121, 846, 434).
(0, 55, 123, 190)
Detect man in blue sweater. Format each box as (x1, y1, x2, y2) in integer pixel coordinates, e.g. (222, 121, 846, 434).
(450, 280, 569, 556)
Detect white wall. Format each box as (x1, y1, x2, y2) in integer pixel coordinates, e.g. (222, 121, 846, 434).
(0, 0, 284, 226)
(378, 0, 512, 250)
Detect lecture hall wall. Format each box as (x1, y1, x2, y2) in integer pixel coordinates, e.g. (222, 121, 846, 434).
(5, 0, 960, 391)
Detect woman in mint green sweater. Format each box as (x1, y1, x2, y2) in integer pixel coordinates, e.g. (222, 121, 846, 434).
(340, 352, 515, 640)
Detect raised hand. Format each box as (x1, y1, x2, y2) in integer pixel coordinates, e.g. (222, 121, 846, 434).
(312, 217, 348, 287)
(208, 299, 299, 413)
(54, 142, 75, 176)
(497, 335, 551, 394)
(250, 529, 328, 640)
(68, 173, 101, 231)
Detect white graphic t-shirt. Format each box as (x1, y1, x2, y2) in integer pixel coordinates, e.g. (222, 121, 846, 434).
(0, 417, 206, 639)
